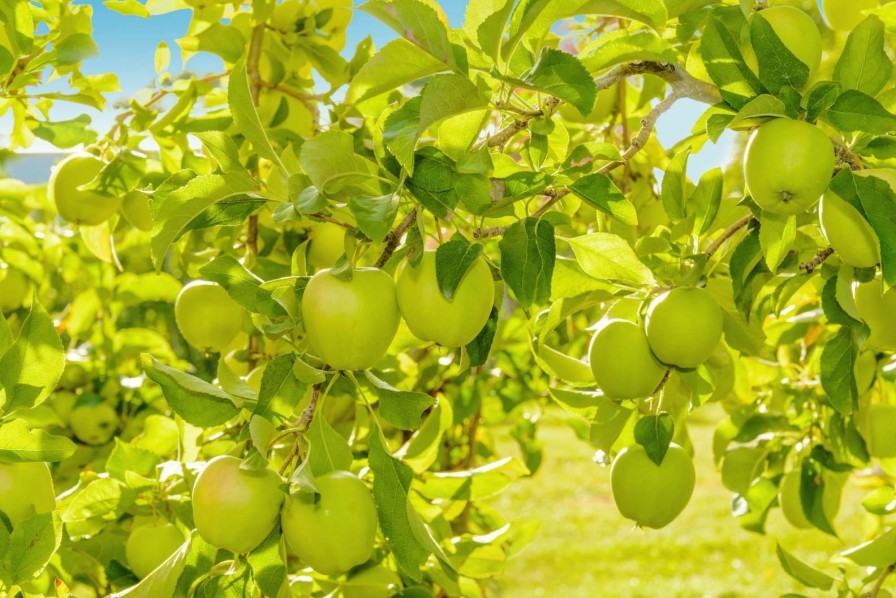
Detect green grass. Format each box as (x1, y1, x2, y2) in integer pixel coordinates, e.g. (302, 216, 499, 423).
(491, 406, 874, 597)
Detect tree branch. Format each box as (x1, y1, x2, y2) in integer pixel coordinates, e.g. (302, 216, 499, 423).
(375, 208, 418, 267)
(870, 563, 895, 598)
(245, 23, 265, 369)
(706, 215, 755, 257)
(597, 91, 683, 175)
(800, 246, 834, 274)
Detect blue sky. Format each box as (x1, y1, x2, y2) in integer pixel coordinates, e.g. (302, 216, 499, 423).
(18, 0, 730, 176)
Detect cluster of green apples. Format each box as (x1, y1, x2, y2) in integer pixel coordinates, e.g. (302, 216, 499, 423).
(189, 456, 383, 586)
(589, 287, 723, 528)
(300, 248, 495, 371)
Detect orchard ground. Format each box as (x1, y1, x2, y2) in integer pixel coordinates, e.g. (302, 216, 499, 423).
(495, 406, 871, 597)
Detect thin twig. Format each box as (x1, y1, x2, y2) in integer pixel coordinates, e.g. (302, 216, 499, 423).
(597, 91, 683, 175)
(870, 563, 895, 598)
(245, 24, 265, 369)
(375, 208, 418, 267)
(706, 215, 755, 257)
(799, 246, 834, 274)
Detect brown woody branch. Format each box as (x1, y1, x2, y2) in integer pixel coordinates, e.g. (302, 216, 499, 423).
(706, 215, 755, 257)
(375, 207, 418, 267)
(800, 246, 834, 274)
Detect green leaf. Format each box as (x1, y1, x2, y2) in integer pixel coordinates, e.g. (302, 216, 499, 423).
(31, 114, 97, 149)
(569, 173, 637, 225)
(228, 57, 286, 172)
(520, 48, 595, 116)
(106, 439, 161, 484)
(660, 147, 690, 221)
(255, 354, 303, 420)
(419, 73, 489, 134)
(141, 355, 241, 427)
(368, 431, 445, 580)
(103, 0, 150, 18)
(568, 0, 668, 31)
(841, 528, 896, 568)
(634, 412, 674, 466)
(758, 211, 796, 271)
(690, 167, 723, 235)
(498, 218, 555, 309)
(826, 90, 896, 134)
(701, 9, 764, 109)
(364, 372, 436, 430)
(567, 232, 654, 287)
(199, 256, 284, 319)
(383, 97, 422, 174)
(408, 148, 491, 217)
(805, 82, 840, 123)
(56, 33, 99, 65)
(246, 528, 286, 598)
(149, 171, 255, 268)
(4, 512, 62, 585)
(833, 16, 891, 96)
(749, 13, 810, 92)
(307, 408, 353, 477)
(0, 420, 76, 463)
(0, 301, 64, 414)
(820, 328, 858, 415)
(854, 174, 896, 287)
(464, 0, 515, 58)
(300, 131, 380, 200)
(727, 95, 787, 130)
(347, 38, 451, 103)
(435, 238, 484, 300)
(349, 194, 399, 243)
(466, 306, 499, 368)
(194, 131, 249, 175)
(360, 0, 456, 65)
(581, 29, 677, 72)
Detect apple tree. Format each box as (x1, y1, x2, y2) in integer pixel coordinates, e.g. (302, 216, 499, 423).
(1, 0, 896, 595)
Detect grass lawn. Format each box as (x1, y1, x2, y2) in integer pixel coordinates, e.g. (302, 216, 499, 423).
(491, 405, 876, 597)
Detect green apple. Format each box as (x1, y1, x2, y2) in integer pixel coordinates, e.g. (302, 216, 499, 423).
(0, 268, 31, 312)
(126, 521, 185, 578)
(752, 6, 821, 80)
(778, 469, 843, 529)
(175, 280, 245, 352)
(281, 470, 377, 575)
(589, 319, 667, 399)
(0, 461, 55, 526)
(611, 443, 695, 529)
(854, 277, 896, 351)
(70, 402, 119, 445)
(342, 565, 403, 598)
(192, 455, 284, 553)
(301, 268, 400, 370)
(819, 191, 880, 268)
(822, 0, 878, 31)
(396, 251, 494, 347)
(744, 118, 834, 215)
(645, 287, 723, 369)
(50, 391, 78, 426)
(307, 222, 345, 270)
(867, 404, 896, 458)
(855, 350, 877, 395)
(49, 153, 122, 226)
(120, 190, 154, 232)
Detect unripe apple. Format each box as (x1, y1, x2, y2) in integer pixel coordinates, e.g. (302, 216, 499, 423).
(307, 222, 346, 270)
(778, 469, 843, 529)
(645, 287, 723, 369)
(120, 191, 154, 232)
(396, 251, 494, 347)
(191, 455, 284, 554)
(822, 0, 878, 31)
(175, 281, 245, 353)
(281, 471, 377, 575)
(744, 118, 834, 215)
(866, 404, 896, 458)
(819, 191, 879, 268)
(0, 268, 31, 312)
(49, 153, 122, 226)
(611, 443, 695, 529)
(126, 521, 185, 578)
(752, 6, 821, 80)
(301, 268, 400, 370)
(588, 319, 667, 399)
(0, 461, 55, 525)
(70, 402, 119, 445)
(854, 277, 896, 352)
(342, 565, 403, 598)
